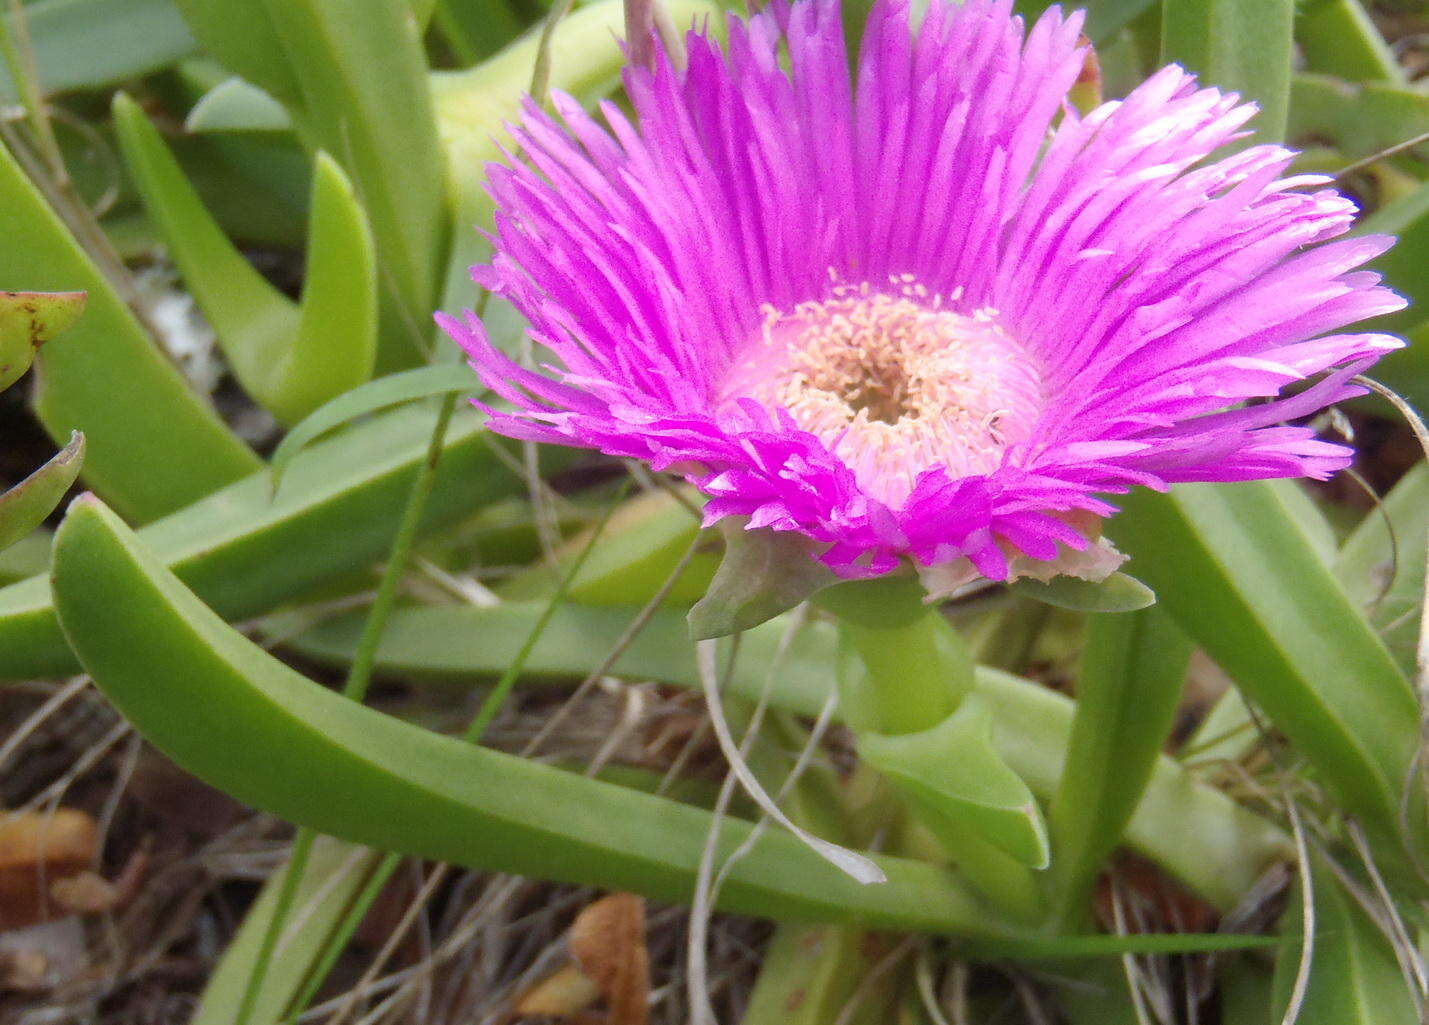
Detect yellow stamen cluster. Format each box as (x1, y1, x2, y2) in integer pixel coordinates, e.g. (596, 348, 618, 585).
(740, 275, 1042, 505)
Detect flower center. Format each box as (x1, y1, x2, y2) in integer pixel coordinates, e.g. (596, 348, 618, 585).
(730, 278, 1043, 505)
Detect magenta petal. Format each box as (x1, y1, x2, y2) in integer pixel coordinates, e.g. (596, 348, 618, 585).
(441, 0, 1408, 584)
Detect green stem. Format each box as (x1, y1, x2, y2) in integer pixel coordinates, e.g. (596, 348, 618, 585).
(816, 574, 1044, 920)
(816, 574, 971, 735)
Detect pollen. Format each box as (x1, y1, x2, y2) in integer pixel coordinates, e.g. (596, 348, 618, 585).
(731, 277, 1043, 505)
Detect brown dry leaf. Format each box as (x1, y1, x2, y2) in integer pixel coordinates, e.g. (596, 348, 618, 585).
(569, 893, 650, 1025)
(513, 963, 603, 1018)
(0, 949, 49, 992)
(0, 809, 97, 930)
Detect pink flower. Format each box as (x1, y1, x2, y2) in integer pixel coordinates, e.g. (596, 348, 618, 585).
(440, 0, 1405, 586)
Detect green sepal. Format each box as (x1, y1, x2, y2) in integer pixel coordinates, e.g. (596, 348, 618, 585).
(687, 519, 838, 640)
(1012, 571, 1156, 613)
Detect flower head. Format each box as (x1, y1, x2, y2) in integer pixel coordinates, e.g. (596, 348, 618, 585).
(440, 0, 1406, 588)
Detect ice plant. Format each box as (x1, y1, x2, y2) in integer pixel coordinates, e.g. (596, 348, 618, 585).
(439, 0, 1406, 592)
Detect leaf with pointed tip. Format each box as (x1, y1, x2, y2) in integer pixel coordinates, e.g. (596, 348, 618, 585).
(1162, 0, 1294, 141)
(113, 94, 377, 425)
(0, 290, 85, 391)
(1012, 572, 1156, 613)
(185, 77, 294, 134)
(498, 487, 716, 607)
(688, 521, 839, 640)
(1297, 0, 1404, 84)
(0, 432, 83, 552)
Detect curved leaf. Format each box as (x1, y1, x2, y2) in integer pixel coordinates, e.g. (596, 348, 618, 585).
(113, 95, 377, 425)
(1296, 0, 1404, 85)
(1106, 482, 1420, 854)
(1161, 0, 1294, 141)
(262, 0, 446, 368)
(1046, 607, 1192, 928)
(185, 77, 294, 135)
(688, 521, 837, 641)
(50, 495, 1003, 936)
(1288, 74, 1429, 163)
(0, 404, 535, 679)
(268, 361, 479, 490)
(498, 487, 716, 606)
(0, 0, 197, 103)
(0, 132, 260, 521)
(861, 696, 1050, 869)
(0, 432, 83, 553)
(284, 602, 1292, 912)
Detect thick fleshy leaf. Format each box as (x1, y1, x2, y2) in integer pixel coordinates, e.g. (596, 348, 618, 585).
(48, 495, 1005, 936)
(822, 575, 974, 735)
(262, 0, 447, 369)
(1011, 572, 1156, 614)
(0, 404, 536, 679)
(860, 696, 1050, 869)
(1016, 0, 1157, 44)
(499, 487, 717, 606)
(688, 522, 838, 640)
(1046, 607, 1192, 927)
(1271, 852, 1420, 1024)
(1288, 74, 1429, 163)
(171, 0, 302, 105)
(191, 839, 388, 1025)
(1106, 482, 1421, 856)
(0, 0, 197, 102)
(1335, 463, 1428, 680)
(0, 432, 83, 553)
(268, 362, 479, 489)
(432, 0, 722, 313)
(1296, 0, 1404, 84)
(0, 289, 84, 391)
(185, 77, 293, 134)
(1353, 184, 1429, 413)
(284, 602, 1292, 912)
(1161, 0, 1294, 141)
(113, 94, 377, 425)
(0, 130, 259, 521)
(430, 0, 525, 63)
